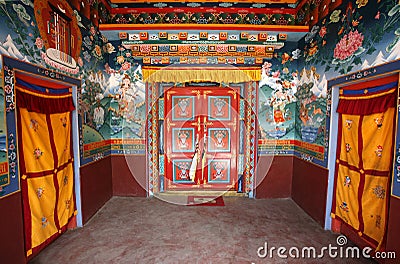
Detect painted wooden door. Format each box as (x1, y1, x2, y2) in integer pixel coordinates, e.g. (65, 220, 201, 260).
(164, 87, 239, 191)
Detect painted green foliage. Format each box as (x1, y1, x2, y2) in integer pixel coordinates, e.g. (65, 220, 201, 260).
(297, 0, 400, 165)
(303, 0, 400, 75)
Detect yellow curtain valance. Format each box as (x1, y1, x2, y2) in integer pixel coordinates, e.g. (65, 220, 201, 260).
(142, 66, 261, 83)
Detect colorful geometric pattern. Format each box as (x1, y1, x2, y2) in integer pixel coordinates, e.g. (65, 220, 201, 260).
(111, 12, 297, 26)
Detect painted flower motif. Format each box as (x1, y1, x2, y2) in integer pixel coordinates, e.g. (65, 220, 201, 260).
(345, 143, 351, 152)
(373, 185, 385, 199)
(281, 53, 291, 64)
(291, 49, 301, 60)
(330, 10, 342, 23)
(282, 67, 289, 74)
(35, 37, 44, 49)
(345, 119, 353, 129)
(4, 85, 12, 94)
(356, 0, 368, 8)
(374, 116, 383, 129)
(375, 145, 383, 157)
(340, 201, 349, 212)
(375, 215, 381, 228)
(319, 26, 327, 38)
(65, 199, 71, 209)
(272, 70, 280, 78)
(30, 119, 39, 131)
(36, 187, 44, 198)
(41, 216, 49, 228)
(308, 44, 319, 57)
(77, 57, 84, 67)
(344, 176, 351, 187)
(33, 147, 43, 159)
(282, 80, 291, 88)
(103, 43, 115, 54)
(89, 26, 96, 36)
(262, 62, 272, 75)
(116, 55, 125, 64)
(104, 63, 116, 74)
(92, 45, 103, 59)
(333, 30, 364, 61)
(120, 61, 131, 71)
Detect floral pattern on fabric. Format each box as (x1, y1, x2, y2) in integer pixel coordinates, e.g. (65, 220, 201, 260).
(33, 147, 43, 159)
(372, 185, 385, 199)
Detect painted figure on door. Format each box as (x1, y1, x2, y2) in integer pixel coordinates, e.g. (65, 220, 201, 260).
(214, 130, 226, 148)
(214, 98, 226, 117)
(177, 162, 190, 180)
(213, 162, 225, 180)
(177, 131, 189, 149)
(177, 98, 190, 117)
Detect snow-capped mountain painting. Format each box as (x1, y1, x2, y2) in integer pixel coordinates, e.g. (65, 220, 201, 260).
(317, 74, 327, 98)
(386, 38, 400, 61)
(299, 68, 327, 98)
(0, 34, 29, 62)
(361, 59, 370, 70)
(370, 51, 387, 67)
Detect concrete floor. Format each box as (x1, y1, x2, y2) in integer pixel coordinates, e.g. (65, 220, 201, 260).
(30, 196, 376, 264)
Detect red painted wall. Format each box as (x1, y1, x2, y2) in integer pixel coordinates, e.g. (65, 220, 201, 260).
(80, 156, 113, 224)
(0, 193, 25, 264)
(291, 157, 328, 227)
(256, 156, 293, 198)
(111, 156, 146, 197)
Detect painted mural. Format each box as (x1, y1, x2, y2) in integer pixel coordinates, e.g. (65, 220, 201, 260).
(298, 0, 400, 168)
(0, 0, 112, 167)
(257, 50, 300, 156)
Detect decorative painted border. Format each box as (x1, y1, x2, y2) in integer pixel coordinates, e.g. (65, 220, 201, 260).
(0, 59, 17, 198)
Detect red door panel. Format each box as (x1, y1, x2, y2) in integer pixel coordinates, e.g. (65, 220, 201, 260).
(164, 87, 239, 191)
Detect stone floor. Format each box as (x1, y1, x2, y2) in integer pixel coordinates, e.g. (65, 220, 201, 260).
(30, 196, 376, 264)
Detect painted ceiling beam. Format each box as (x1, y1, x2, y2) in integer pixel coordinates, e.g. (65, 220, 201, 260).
(100, 23, 309, 32)
(109, 0, 298, 3)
